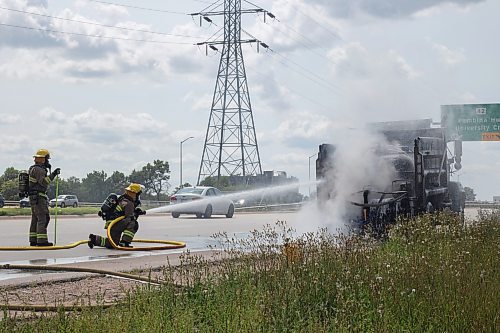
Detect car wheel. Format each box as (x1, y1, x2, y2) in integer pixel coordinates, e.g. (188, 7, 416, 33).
(73, 202, 78, 208)
(195, 213, 203, 218)
(226, 204, 235, 218)
(60, 202, 66, 208)
(171, 212, 180, 218)
(203, 205, 212, 218)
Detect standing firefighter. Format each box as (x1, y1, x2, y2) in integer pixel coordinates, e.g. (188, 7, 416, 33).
(88, 183, 145, 249)
(27, 149, 60, 246)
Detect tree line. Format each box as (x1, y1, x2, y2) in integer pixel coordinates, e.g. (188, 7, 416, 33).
(0, 160, 170, 203)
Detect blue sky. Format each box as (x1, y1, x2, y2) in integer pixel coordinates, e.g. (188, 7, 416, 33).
(0, 0, 498, 199)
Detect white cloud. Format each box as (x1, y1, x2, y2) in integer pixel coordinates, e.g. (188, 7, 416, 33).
(328, 43, 420, 80)
(388, 50, 421, 79)
(0, 113, 21, 125)
(432, 42, 466, 67)
(275, 111, 346, 147)
(0, 1, 210, 82)
(304, 0, 485, 19)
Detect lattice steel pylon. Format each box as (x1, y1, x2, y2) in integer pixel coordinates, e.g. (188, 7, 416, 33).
(193, 0, 272, 185)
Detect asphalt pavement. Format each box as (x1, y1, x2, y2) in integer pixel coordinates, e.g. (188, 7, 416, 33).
(0, 211, 298, 285)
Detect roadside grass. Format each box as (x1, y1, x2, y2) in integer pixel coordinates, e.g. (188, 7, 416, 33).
(1, 212, 498, 332)
(0, 207, 99, 216)
(0, 204, 161, 217)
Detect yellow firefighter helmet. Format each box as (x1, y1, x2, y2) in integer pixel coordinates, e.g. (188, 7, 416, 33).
(33, 148, 50, 159)
(125, 183, 142, 194)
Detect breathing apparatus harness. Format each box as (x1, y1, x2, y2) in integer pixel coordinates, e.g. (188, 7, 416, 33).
(98, 192, 146, 228)
(19, 155, 52, 199)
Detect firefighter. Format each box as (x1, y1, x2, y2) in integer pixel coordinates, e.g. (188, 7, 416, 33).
(88, 183, 144, 249)
(29, 148, 60, 246)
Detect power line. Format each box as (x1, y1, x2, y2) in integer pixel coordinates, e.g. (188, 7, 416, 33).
(212, 48, 334, 113)
(0, 6, 204, 39)
(86, 0, 187, 15)
(199, 0, 224, 14)
(270, 49, 343, 93)
(282, 0, 340, 42)
(0, 23, 195, 45)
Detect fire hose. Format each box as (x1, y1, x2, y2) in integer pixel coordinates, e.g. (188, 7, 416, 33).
(0, 216, 186, 251)
(105, 216, 186, 251)
(0, 263, 167, 312)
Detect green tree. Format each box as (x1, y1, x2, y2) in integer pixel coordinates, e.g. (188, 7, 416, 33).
(0, 167, 21, 200)
(81, 171, 108, 202)
(464, 186, 476, 201)
(172, 182, 192, 194)
(130, 160, 170, 201)
(47, 176, 83, 199)
(106, 171, 128, 195)
(199, 176, 230, 189)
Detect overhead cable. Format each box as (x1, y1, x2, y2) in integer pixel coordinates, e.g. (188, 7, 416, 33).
(0, 23, 195, 44)
(86, 0, 186, 15)
(269, 49, 343, 93)
(283, 0, 340, 41)
(0, 6, 203, 39)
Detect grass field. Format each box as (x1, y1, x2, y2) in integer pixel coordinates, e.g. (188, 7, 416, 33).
(0, 207, 100, 216)
(1, 211, 498, 332)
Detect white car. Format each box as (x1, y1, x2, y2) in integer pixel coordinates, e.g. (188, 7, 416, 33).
(170, 186, 234, 219)
(49, 194, 79, 208)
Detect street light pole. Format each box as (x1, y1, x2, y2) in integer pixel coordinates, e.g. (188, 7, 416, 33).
(308, 153, 316, 197)
(180, 136, 194, 188)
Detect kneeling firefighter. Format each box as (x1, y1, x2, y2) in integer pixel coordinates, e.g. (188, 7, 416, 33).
(88, 183, 145, 249)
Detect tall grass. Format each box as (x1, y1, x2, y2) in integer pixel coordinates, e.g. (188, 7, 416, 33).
(1, 212, 498, 332)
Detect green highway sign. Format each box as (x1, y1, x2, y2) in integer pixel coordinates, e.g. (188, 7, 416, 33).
(441, 103, 500, 141)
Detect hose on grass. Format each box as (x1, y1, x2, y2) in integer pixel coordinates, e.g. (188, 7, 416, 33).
(0, 263, 166, 312)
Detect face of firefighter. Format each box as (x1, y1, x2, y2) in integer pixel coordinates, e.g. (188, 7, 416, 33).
(126, 190, 137, 200)
(34, 157, 46, 164)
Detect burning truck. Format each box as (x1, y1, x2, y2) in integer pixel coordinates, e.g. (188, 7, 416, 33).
(316, 119, 465, 232)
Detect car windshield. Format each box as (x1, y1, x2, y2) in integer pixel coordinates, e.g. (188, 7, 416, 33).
(176, 188, 204, 195)
(57, 195, 66, 199)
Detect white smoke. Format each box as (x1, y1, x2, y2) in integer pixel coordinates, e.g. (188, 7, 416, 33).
(292, 129, 401, 235)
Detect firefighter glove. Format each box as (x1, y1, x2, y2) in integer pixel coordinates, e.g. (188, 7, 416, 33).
(134, 208, 146, 217)
(50, 168, 61, 178)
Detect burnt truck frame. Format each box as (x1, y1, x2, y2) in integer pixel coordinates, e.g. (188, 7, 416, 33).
(316, 120, 465, 230)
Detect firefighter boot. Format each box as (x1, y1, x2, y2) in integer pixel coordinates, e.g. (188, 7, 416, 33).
(37, 242, 53, 246)
(88, 234, 96, 249)
(119, 241, 133, 248)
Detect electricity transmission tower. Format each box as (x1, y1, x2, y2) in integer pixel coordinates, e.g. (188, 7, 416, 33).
(192, 0, 273, 185)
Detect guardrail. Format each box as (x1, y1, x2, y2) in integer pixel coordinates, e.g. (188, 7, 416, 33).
(1, 200, 170, 208)
(235, 202, 303, 212)
(2, 200, 499, 211)
(465, 201, 500, 209)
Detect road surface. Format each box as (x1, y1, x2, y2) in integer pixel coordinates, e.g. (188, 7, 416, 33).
(0, 208, 482, 285)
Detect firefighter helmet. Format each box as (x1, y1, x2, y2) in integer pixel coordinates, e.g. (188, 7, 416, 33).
(125, 183, 142, 194)
(33, 148, 50, 159)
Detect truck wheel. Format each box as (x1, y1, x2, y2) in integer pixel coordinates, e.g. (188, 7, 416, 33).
(60, 202, 66, 208)
(73, 202, 78, 208)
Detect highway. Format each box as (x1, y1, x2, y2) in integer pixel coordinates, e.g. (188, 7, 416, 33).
(0, 212, 299, 282)
(0, 208, 483, 284)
